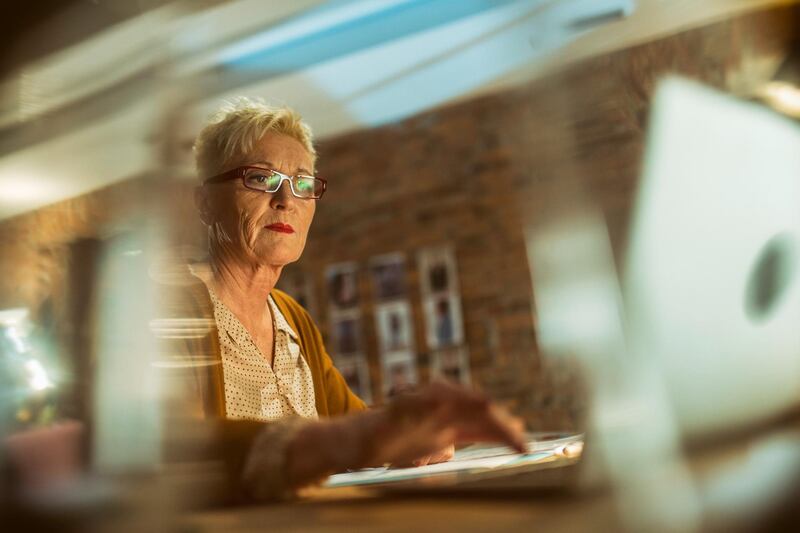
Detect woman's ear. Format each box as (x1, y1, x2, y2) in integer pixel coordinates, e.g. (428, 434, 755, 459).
(194, 186, 214, 226)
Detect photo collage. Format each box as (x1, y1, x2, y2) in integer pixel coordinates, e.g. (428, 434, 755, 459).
(278, 245, 469, 405)
(370, 253, 418, 398)
(417, 245, 470, 385)
(325, 262, 372, 404)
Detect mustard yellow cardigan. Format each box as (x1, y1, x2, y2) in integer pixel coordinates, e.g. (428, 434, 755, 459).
(159, 272, 367, 419)
(156, 269, 366, 501)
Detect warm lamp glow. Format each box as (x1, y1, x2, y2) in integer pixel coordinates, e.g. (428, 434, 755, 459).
(761, 81, 800, 118)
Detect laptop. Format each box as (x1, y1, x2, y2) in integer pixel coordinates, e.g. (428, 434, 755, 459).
(600, 77, 800, 530)
(324, 432, 584, 491)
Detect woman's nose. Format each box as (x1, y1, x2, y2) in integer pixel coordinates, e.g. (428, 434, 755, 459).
(269, 180, 294, 210)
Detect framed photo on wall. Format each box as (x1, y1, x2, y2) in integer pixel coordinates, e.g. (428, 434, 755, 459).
(381, 352, 418, 399)
(417, 245, 459, 297)
(423, 293, 464, 349)
(374, 300, 414, 354)
(369, 252, 407, 301)
(325, 262, 359, 311)
(330, 311, 362, 356)
(336, 355, 373, 405)
(430, 346, 471, 386)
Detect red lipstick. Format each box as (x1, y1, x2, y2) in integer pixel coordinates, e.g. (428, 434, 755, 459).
(265, 223, 295, 234)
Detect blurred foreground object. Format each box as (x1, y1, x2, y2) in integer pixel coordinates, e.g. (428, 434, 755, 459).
(626, 78, 800, 437)
(526, 76, 800, 532)
(1, 224, 173, 531)
(0, 309, 57, 430)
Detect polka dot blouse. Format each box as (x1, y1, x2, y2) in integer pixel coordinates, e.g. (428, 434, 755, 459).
(206, 287, 318, 422)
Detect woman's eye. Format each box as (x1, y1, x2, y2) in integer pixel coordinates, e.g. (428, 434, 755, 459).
(244, 172, 280, 190)
(244, 172, 268, 184)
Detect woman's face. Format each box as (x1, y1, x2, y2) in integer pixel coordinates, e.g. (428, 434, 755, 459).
(204, 131, 317, 267)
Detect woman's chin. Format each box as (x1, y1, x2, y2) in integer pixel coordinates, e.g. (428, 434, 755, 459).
(252, 243, 301, 267)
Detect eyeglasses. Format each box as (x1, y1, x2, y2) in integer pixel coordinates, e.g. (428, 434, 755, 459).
(204, 166, 327, 199)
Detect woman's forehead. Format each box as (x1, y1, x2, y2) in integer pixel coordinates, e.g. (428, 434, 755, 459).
(246, 132, 314, 172)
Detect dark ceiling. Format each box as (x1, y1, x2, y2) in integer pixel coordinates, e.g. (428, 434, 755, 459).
(1, 0, 173, 76)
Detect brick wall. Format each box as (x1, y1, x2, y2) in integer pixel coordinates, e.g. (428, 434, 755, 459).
(0, 5, 796, 431)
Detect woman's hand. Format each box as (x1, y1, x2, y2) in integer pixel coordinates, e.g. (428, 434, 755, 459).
(412, 443, 455, 467)
(354, 380, 526, 468)
(285, 381, 526, 490)
(321, 381, 525, 472)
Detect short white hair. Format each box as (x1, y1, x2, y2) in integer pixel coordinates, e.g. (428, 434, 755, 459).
(193, 97, 316, 180)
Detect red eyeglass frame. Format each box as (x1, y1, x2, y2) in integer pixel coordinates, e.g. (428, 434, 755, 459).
(203, 165, 327, 199)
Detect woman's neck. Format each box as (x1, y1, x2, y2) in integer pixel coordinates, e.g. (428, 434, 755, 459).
(206, 244, 283, 317)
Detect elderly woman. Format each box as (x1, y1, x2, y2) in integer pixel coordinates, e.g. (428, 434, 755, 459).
(169, 98, 524, 500)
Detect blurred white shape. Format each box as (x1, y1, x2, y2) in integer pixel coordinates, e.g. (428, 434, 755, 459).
(0, 177, 54, 203)
(93, 232, 162, 472)
(528, 77, 800, 531)
(527, 213, 626, 353)
(1, 308, 32, 354)
(626, 77, 800, 439)
(6, 327, 27, 355)
(526, 206, 701, 533)
(0, 99, 156, 219)
(24, 359, 54, 391)
(0, 307, 29, 326)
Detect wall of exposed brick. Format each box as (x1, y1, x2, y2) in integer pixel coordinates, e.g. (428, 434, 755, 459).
(0, 5, 796, 431)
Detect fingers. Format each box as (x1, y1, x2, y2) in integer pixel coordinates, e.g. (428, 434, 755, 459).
(367, 382, 527, 468)
(508, 415, 526, 435)
(423, 384, 526, 453)
(447, 403, 526, 453)
(484, 405, 527, 453)
(426, 443, 455, 465)
(411, 443, 455, 467)
(412, 455, 432, 467)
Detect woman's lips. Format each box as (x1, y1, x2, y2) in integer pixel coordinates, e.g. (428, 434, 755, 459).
(265, 223, 295, 234)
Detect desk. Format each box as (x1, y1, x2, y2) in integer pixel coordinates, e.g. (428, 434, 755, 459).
(184, 424, 800, 533)
(185, 485, 624, 532)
